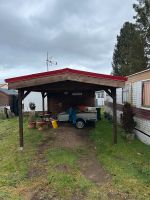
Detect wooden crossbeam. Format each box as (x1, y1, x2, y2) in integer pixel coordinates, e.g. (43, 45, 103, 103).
(104, 89, 113, 98)
(22, 90, 31, 100)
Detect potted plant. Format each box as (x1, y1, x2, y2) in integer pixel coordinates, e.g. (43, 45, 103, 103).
(36, 119, 47, 131)
(121, 103, 136, 141)
(29, 102, 36, 111)
(28, 115, 36, 129)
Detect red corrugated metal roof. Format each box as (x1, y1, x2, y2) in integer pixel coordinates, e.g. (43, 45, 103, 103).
(5, 68, 127, 83)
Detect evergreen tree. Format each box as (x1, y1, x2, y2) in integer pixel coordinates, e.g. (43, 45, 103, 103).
(133, 0, 150, 65)
(112, 22, 147, 76)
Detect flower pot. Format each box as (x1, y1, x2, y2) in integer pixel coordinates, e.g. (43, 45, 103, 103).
(126, 133, 135, 142)
(28, 121, 36, 129)
(36, 121, 47, 131)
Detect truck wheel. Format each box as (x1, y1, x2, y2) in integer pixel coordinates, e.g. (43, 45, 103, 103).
(76, 119, 85, 129)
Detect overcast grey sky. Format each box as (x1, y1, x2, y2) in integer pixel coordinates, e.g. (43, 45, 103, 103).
(0, 0, 136, 82)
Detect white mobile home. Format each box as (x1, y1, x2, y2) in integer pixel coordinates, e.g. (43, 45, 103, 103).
(23, 92, 47, 112)
(105, 69, 150, 145)
(95, 91, 105, 106)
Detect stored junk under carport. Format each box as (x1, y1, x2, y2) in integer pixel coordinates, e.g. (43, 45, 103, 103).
(5, 68, 127, 148)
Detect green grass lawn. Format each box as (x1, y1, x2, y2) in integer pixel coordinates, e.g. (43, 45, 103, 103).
(0, 117, 150, 200)
(0, 117, 44, 200)
(90, 119, 150, 200)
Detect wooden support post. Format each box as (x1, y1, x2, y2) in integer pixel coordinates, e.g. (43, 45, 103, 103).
(42, 92, 45, 117)
(18, 89, 24, 148)
(111, 88, 117, 144)
(46, 93, 49, 113)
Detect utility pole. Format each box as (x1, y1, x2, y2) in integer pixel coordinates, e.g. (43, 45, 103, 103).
(46, 52, 57, 71)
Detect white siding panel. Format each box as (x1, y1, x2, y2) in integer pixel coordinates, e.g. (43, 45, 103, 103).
(132, 81, 142, 108)
(117, 88, 122, 104)
(135, 131, 150, 145)
(105, 105, 150, 145)
(134, 117, 150, 145)
(136, 81, 142, 108)
(105, 94, 112, 103)
(135, 117, 150, 135)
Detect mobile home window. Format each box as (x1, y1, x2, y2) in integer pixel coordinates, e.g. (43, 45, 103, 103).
(97, 91, 104, 98)
(122, 85, 130, 103)
(142, 80, 150, 107)
(100, 91, 104, 98)
(97, 93, 101, 98)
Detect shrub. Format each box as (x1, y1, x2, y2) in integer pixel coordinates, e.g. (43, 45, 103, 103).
(104, 112, 108, 119)
(121, 103, 136, 134)
(104, 112, 112, 121)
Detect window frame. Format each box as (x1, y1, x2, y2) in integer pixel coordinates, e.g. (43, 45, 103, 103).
(122, 84, 130, 104)
(142, 80, 150, 108)
(97, 93, 101, 98)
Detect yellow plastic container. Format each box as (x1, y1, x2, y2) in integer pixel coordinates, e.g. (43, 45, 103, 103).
(51, 120, 58, 128)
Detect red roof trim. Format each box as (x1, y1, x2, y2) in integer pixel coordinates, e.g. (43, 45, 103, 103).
(5, 68, 127, 83)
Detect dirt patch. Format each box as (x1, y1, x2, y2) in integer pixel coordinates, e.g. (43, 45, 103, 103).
(107, 191, 130, 200)
(51, 125, 92, 149)
(25, 124, 111, 199)
(31, 188, 59, 200)
(50, 125, 110, 184)
(28, 167, 44, 178)
(55, 164, 71, 173)
(71, 191, 87, 200)
(27, 165, 48, 180)
(38, 134, 56, 154)
(31, 188, 86, 200)
(27, 152, 48, 179)
(79, 154, 110, 184)
(28, 125, 110, 183)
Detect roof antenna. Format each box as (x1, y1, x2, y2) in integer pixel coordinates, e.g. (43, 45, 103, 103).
(46, 52, 57, 71)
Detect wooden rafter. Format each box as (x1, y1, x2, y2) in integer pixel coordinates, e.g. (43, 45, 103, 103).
(104, 89, 113, 98)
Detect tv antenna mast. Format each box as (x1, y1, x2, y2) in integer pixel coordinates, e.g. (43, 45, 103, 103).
(46, 52, 57, 71)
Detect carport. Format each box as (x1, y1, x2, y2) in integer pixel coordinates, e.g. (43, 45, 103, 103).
(5, 68, 127, 148)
